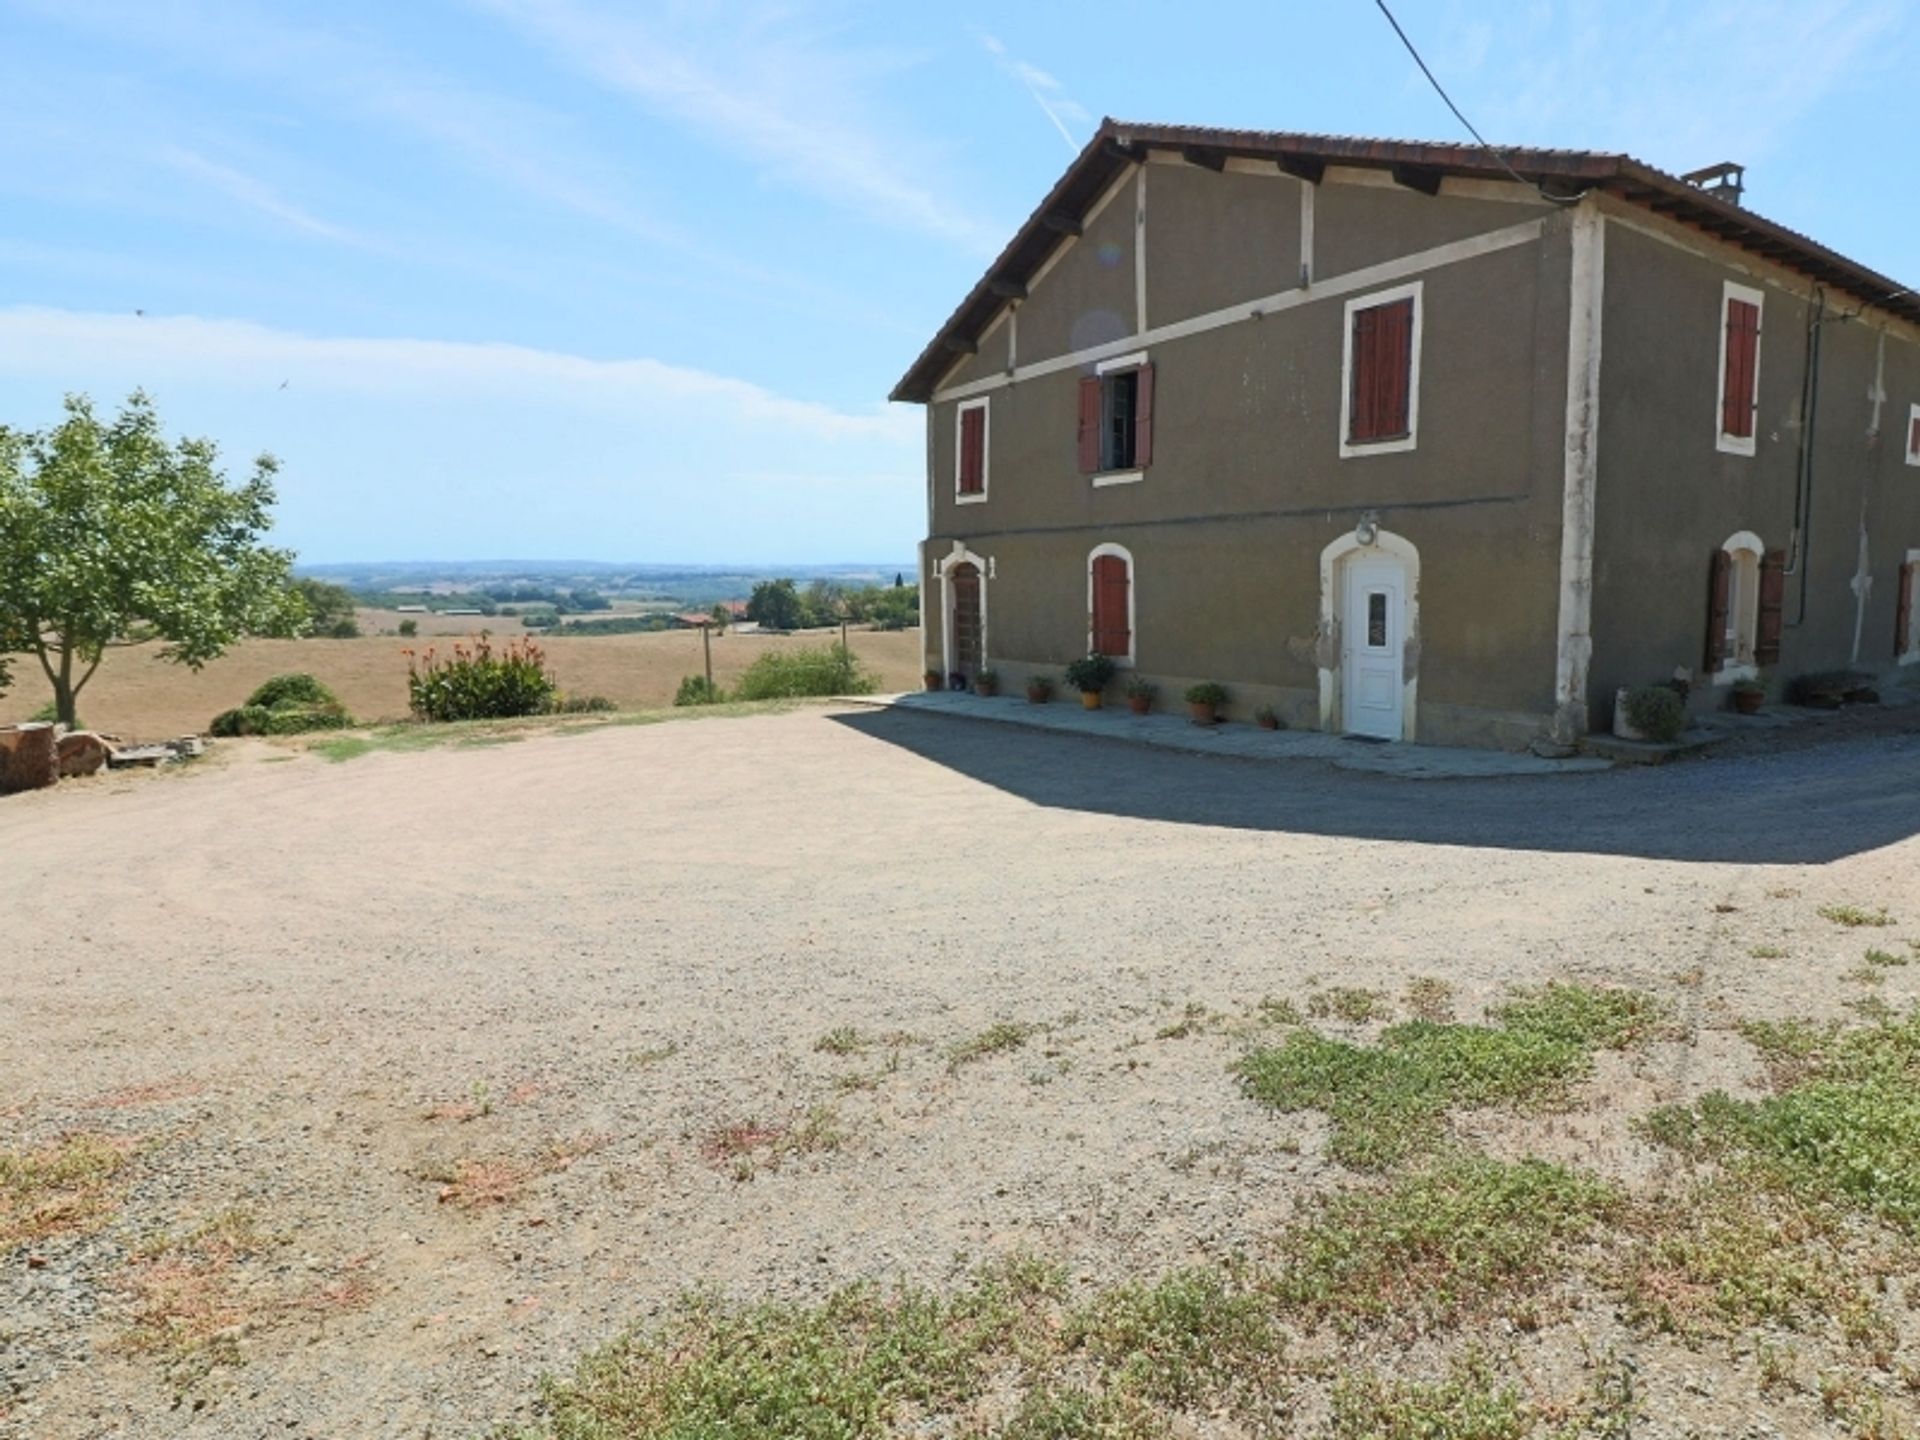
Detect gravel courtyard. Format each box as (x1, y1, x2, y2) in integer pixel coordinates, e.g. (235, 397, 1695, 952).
(3, 706, 1918, 1437)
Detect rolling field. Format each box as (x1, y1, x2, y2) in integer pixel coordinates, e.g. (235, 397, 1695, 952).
(0, 625, 923, 738)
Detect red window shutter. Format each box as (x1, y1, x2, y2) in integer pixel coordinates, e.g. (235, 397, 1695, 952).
(1755, 549, 1786, 664)
(1897, 561, 1916, 657)
(1077, 377, 1102, 473)
(1091, 555, 1131, 657)
(1350, 298, 1413, 444)
(1133, 362, 1155, 469)
(1705, 548, 1732, 669)
(958, 407, 985, 494)
(1722, 300, 1759, 439)
(1910, 415, 1920, 461)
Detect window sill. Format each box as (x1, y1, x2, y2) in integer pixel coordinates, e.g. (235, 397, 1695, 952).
(1340, 434, 1416, 458)
(1716, 433, 1757, 457)
(1091, 469, 1145, 488)
(955, 491, 989, 506)
(1711, 662, 1760, 686)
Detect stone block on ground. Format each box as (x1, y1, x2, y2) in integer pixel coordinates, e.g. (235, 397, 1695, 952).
(57, 731, 113, 779)
(0, 723, 60, 793)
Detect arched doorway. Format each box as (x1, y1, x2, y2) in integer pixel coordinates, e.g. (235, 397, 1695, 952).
(948, 562, 983, 682)
(1319, 528, 1421, 741)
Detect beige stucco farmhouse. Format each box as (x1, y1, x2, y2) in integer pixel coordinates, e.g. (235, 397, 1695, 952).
(893, 121, 1920, 748)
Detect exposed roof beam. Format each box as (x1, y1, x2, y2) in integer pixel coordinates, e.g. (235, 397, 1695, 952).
(942, 336, 977, 356)
(987, 279, 1028, 301)
(1181, 146, 1226, 172)
(1276, 155, 1325, 184)
(1390, 163, 1443, 197)
(1040, 211, 1082, 237)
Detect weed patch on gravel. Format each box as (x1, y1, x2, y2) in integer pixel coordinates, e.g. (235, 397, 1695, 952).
(1275, 1155, 1619, 1335)
(699, 1106, 845, 1180)
(1819, 904, 1896, 929)
(427, 1135, 607, 1209)
(0, 1132, 132, 1250)
(947, 1021, 1039, 1071)
(1237, 984, 1662, 1168)
(1307, 986, 1389, 1024)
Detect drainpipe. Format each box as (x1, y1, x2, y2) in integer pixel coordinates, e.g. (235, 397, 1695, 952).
(1786, 288, 1824, 627)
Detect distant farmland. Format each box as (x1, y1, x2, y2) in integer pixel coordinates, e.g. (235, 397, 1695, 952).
(0, 626, 923, 738)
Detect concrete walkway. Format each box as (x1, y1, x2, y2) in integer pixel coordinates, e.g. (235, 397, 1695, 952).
(850, 691, 1613, 779)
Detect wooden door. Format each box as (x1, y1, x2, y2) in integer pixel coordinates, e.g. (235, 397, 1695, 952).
(949, 563, 983, 679)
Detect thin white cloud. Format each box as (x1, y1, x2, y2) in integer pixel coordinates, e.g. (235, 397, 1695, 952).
(0, 308, 918, 445)
(155, 146, 363, 245)
(978, 31, 1089, 154)
(471, 0, 1003, 252)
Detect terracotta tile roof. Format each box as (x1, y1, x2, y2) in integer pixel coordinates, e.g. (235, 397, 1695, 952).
(890, 118, 1917, 403)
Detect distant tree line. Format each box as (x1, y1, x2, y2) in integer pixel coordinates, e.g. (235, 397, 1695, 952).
(746, 578, 918, 632)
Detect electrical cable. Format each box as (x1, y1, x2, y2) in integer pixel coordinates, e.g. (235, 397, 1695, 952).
(1369, 0, 1582, 205)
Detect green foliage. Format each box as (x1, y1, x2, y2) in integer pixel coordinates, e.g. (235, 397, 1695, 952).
(406, 633, 557, 722)
(245, 673, 337, 710)
(290, 578, 359, 638)
(1238, 984, 1661, 1168)
(1125, 673, 1157, 700)
(673, 674, 727, 707)
(1645, 1008, 1920, 1232)
(1069, 1265, 1282, 1407)
(1818, 904, 1895, 928)
(1277, 1155, 1620, 1333)
(745, 577, 808, 631)
(1621, 685, 1685, 742)
(731, 644, 874, 701)
(551, 694, 617, 715)
(1308, 987, 1389, 1023)
(26, 699, 74, 727)
(1324, 1352, 1533, 1440)
(0, 391, 304, 725)
(208, 673, 350, 736)
(947, 1021, 1038, 1069)
(1025, 675, 1054, 699)
(1184, 681, 1229, 706)
(1064, 653, 1117, 694)
(397, 618, 418, 638)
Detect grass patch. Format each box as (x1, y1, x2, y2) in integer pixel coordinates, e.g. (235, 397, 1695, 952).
(1237, 983, 1661, 1168)
(699, 1106, 845, 1180)
(814, 1026, 867, 1056)
(0, 1132, 131, 1250)
(1864, 948, 1908, 968)
(1647, 1008, 1920, 1232)
(1820, 905, 1896, 929)
(117, 1210, 269, 1384)
(1276, 1155, 1620, 1335)
(305, 700, 821, 762)
(1070, 1265, 1284, 1408)
(1404, 976, 1456, 1023)
(1751, 944, 1789, 960)
(1323, 1352, 1532, 1440)
(947, 1021, 1039, 1071)
(1253, 995, 1303, 1027)
(1307, 986, 1389, 1023)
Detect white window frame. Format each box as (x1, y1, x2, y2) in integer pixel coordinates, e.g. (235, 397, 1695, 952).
(1086, 542, 1137, 666)
(954, 397, 990, 506)
(1090, 350, 1147, 487)
(1714, 529, 1764, 684)
(1906, 403, 1920, 468)
(1715, 281, 1764, 457)
(1339, 280, 1423, 459)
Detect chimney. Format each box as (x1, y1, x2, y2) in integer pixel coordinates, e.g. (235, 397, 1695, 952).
(1680, 162, 1746, 206)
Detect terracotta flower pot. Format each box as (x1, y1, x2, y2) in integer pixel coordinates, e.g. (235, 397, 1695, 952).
(1257, 714, 1280, 730)
(974, 677, 998, 697)
(1733, 688, 1763, 715)
(1026, 686, 1051, 704)
(1080, 690, 1102, 710)
(924, 670, 943, 692)
(1188, 702, 1217, 726)
(1127, 696, 1151, 715)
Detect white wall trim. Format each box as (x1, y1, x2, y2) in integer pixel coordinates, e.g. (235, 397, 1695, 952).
(1096, 349, 1149, 375)
(1087, 542, 1137, 665)
(1134, 165, 1148, 336)
(1338, 279, 1424, 458)
(1299, 180, 1315, 287)
(953, 396, 989, 506)
(1716, 280, 1764, 457)
(936, 542, 988, 681)
(932, 218, 1545, 404)
(1318, 528, 1420, 740)
(1710, 530, 1765, 685)
(1090, 469, 1144, 488)
(1906, 402, 1920, 467)
(1552, 202, 1605, 744)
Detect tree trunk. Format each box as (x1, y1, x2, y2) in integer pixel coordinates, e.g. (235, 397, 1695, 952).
(0, 723, 60, 793)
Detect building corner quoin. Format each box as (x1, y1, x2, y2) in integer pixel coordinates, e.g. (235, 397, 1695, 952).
(1552, 200, 1606, 745)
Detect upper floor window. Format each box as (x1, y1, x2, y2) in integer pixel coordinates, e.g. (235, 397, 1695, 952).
(956, 398, 988, 503)
(1717, 282, 1763, 456)
(1341, 282, 1421, 457)
(1078, 352, 1155, 484)
(1906, 404, 1920, 468)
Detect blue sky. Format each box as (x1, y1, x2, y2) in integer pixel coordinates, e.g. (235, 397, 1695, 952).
(2, 0, 1914, 564)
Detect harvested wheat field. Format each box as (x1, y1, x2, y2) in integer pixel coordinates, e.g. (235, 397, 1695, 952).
(4, 707, 1920, 1438)
(0, 625, 923, 737)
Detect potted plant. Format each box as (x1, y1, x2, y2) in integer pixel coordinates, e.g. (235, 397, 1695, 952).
(1254, 703, 1282, 731)
(1064, 653, 1117, 710)
(924, 668, 943, 692)
(1184, 681, 1229, 726)
(1614, 684, 1685, 743)
(1025, 674, 1055, 704)
(974, 668, 999, 697)
(1730, 677, 1764, 714)
(1125, 675, 1157, 715)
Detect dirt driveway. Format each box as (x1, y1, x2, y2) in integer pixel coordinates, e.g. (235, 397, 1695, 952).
(3, 708, 1918, 1436)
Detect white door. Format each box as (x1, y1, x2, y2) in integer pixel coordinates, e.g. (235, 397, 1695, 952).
(1343, 559, 1405, 740)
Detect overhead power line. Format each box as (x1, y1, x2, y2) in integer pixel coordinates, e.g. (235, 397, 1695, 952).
(1368, 0, 1580, 205)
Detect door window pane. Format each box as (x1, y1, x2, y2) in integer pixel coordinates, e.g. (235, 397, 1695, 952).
(1367, 591, 1389, 648)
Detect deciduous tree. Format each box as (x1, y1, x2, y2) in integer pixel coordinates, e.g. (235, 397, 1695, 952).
(0, 392, 304, 727)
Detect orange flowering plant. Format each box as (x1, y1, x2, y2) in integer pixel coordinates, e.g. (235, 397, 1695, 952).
(405, 632, 558, 722)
